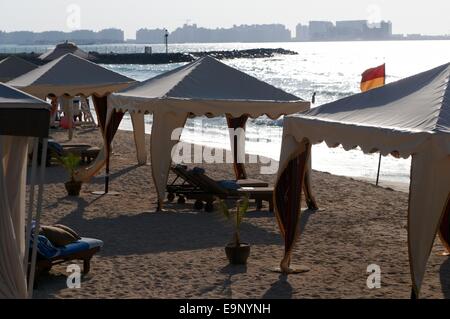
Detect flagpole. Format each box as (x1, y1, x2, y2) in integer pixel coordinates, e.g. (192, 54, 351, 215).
(375, 153, 382, 186)
(375, 63, 386, 187)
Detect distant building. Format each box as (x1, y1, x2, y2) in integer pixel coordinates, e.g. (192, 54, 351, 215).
(96, 28, 124, 43)
(169, 24, 291, 43)
(0, 31, 35, 44)
(295, 24, 310, 41)
(335, 20, 368, 40)
(295, 20, 393, 41)
(367, 21, 392, 40)
(308, 21, 334, 40)
(68, 29, 96, 43)
(0, 29, 124, 45)
(136, 28, 166, 43)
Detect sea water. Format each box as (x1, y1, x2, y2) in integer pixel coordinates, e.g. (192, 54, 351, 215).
(7, 41, 450, 185)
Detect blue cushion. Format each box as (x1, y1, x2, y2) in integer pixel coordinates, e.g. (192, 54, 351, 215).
(58, 237, 104, 257)
(59, 241, 90, 257)
(192, 167, 205, 174)
(31, 234, 103, 259)
(218, 180, 240, 190)
(33, 235, 60, 259)
(47, 141, 64, 157)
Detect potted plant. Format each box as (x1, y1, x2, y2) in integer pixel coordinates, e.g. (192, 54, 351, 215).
(58, 153, 82, 196)
(218, 196, 250, 265)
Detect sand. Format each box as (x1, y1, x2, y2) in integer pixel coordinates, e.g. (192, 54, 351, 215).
(30, 126, 450, 299)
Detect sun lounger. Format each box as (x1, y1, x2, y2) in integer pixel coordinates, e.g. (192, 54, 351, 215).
(66, 146, 100, 164)
(48, 141, 100, 164)
(168, 165, 268, 193)
(167, 165, 269, 201)
(167, 165, 273, 212)
(59, 143, 92, 148)
(33, 236, 103, 279)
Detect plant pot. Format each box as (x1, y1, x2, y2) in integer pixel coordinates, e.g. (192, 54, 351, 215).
(65, 180, 82, 196)
(225, 243, 251, 265)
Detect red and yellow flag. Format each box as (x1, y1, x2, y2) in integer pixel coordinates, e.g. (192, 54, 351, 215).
(360, 64, 385, 92)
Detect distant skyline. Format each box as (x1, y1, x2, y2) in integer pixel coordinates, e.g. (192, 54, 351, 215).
(0, 0, 449, 39)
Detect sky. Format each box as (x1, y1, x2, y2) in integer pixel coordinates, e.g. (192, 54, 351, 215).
(0, 0, 449, 39)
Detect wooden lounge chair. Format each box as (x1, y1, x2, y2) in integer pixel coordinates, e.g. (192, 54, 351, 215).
(167, 165, 268, 201)
(167, 166, 273, 212)
(34, 237, 103, 279)
(168, 165, 268, 193)
(64, 146, 100, 164)
(48, 141, 100, 164)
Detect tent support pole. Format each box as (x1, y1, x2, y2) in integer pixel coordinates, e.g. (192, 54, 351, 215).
(375, 153, 382, 186)
(104, 166, 109, 194)
(157, 200, 162, 212)
(24, 138, 39, 273)
(104, 111, 112, 194)
(375, 69, 387, 187)
(27, 138, 47, 298)
(410, 287, 417, 299)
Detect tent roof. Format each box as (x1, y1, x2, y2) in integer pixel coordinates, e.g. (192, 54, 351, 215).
(7, 53, 135, 98)
(38, 41, 94, 61)
(301, 62, 450, 133)
(275, 62, 450, 297)
(0, 56, 37, 83)
(109, 56, 309, 119)
(0, 83, 50, 137)
(283, 62, 450, 158)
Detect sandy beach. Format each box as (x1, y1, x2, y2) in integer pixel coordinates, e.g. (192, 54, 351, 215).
(30, 126, 450, 299)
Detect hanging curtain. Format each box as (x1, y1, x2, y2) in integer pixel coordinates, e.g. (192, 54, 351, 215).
(226, 114, 248, 180)
(274, 140, 310, 272)
(0, 136, 29, 299)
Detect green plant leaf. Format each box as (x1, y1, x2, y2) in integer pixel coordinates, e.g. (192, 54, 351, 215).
(57, 153, 81, 180)
(217, 198, 230, 220)
(237, 196, 249, 225)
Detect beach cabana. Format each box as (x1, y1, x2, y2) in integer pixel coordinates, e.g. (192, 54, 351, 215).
(39, 41, 94, 62)
(0, 83, 50, 298)
(274, 62, 450, 298)
(7, 53, 135, 177)
(106, 56, 310, 206)
(0, 56, 37, 83)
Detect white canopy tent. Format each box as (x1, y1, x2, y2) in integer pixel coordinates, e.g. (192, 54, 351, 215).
(7, 53, 134, 100)
(274, 62, 450, 298)
(0, 56, 37, 83)
(106, 56, 310, 206)
(7, 53, 135, 181)
(0, 83, 50, 298)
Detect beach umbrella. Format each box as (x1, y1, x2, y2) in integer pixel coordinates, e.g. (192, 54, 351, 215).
(106, 56, 310, 206)
(0, 83, 51, 298)
(0, 56, 37, 83)
(274, 62, 450, 298)
(39, 41, 95, 62)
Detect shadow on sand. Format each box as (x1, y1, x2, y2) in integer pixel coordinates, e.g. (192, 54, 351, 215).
(199, 264, 248, 297)
(300, 208, 316, 235)
(258, 208, 316, 299)
(263, 274, 293, 299)
(34, 189, 318, 298)
(440, 256, 450, 298)
(27, 164, 142, 185)
(54, 195, 282, 256)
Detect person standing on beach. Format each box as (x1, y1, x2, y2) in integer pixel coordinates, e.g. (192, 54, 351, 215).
(49, 94, 58, 128)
